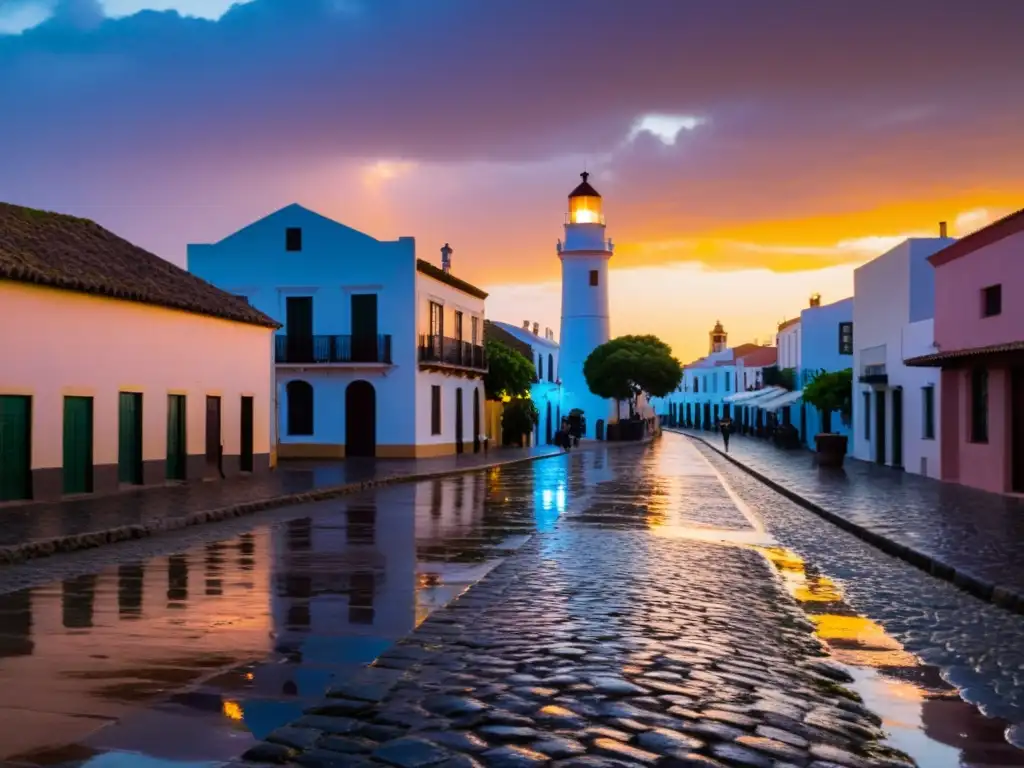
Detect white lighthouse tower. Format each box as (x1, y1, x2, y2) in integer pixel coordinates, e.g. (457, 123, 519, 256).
(557, 172, 614, 438)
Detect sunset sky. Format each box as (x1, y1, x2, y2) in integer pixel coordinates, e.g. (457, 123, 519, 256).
(2, 0, 1022, 362)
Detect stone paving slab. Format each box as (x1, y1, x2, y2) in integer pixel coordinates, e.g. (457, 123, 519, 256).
(0, 445, 567, 565)
(237, 529, 913, 768)
(672, 429, 1024, 616)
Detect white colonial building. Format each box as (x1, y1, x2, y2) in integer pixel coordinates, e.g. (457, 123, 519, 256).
(851, 232, 955, 477)
(189, 205, 488, 460)
(0, 202, 276, 504)
(489, 320, 563, 444)
(557, 172, 615, 438)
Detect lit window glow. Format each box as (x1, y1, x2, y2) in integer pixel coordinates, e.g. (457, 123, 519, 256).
(569, 195, 603, 225)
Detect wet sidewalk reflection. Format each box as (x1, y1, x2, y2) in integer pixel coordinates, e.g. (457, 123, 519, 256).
(0, 451, 603, 765)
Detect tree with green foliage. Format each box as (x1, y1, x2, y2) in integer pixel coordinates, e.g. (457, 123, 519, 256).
(484, 339, 535, 401)
(802, 368, 853, 433)
(501, 398, 539, 447)
(584, 335, 683, 416)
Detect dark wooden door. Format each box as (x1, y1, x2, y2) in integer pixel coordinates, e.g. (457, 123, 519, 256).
(240, 396, 254, 472)
(345, 381, 376, 457)
(286, 296, 313, 362)
(166, 394, 186, 481)
(63, 396, 94, 494)
(1013, 368, 1024, 493)
(206, 396, 222, 475)
(891, 387, 904, 469)
(351, 294, 378, 363)
(473, 389, 481, 453)
(118, 392, 143, 485)
(546, 402, 552, 444)
(875, 390, 887, 465)
(455, 388, 464, 454)
(0, 395, 32, 501)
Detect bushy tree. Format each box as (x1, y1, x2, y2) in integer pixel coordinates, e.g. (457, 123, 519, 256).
(802, 368, 853, 432)
(484, 339, 535, 401)
(502, 398, 539, 446)
(584, 335, 683, 416)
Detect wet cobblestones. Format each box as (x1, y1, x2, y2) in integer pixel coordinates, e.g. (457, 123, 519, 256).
(678, 431, 1024, 602)
(686, 438, 1024, 737)
(238, 528, 907, 767)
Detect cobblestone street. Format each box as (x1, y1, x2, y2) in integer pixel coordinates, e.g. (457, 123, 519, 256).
(0, 436, 1020, 767)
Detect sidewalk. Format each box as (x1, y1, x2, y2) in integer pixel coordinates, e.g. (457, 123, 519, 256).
(0, 444, 566, 564)
(673, 428, 1024, 615)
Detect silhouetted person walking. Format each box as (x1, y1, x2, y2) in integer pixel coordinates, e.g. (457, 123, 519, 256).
(720, 417, 732, 453)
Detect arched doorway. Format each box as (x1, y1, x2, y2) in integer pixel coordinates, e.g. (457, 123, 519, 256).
(473, 389, 481, 453)
(286, 380, 314, 436)
(345, 380, 376, 457)
(455, 388, 464, 454)
(545, 402, 552, 444)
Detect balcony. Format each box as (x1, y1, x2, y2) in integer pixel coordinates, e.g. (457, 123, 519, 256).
(275, 335, 392, 366)
(419, 334, 487, 373)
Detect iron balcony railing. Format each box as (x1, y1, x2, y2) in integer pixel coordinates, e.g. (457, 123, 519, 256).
(275, 334, 392, 365)
(418, 334, 487, 370)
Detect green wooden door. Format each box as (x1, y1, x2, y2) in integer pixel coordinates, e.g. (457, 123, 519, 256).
(166, 395, 186, 480)
(240, 396, 254, 472)
(63, 396, 93, 494)
(118, 392, 143, 485)
(0, 395, 32, 502)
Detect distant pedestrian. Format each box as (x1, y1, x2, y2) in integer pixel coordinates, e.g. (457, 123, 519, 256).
(720, 418, 732, 452)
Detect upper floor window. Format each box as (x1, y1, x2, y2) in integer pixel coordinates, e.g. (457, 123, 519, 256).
(537, 354, 543, 380)
(839, 322, 853, 355)
(548, 353, 554, 382)
(429, 301, 443, 337)
(589, 270, 599, 286)
(725, 373, 730, 392)
(286, 227, 303, 252)
(471, 316, 479, 345)
(694, 377, 699, 393)
(454, 311, 464, 341)
(982, 284, 1002, 317)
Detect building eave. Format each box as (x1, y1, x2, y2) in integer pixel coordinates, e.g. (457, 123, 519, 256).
(928, 206, 1024, 267)
(417, 259, 488, 299)
(904, 340, 1024, 367)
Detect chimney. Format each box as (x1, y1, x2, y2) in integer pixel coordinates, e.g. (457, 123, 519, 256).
(532, 322, 540, 335)
(523, 320, 530, 330)
(440, 243, 453, 274)
(939, 221, 948, 238)
(809, 293, 821, 308)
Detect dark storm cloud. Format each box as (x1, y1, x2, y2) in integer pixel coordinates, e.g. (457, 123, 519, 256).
(2, 0, 1023, 170)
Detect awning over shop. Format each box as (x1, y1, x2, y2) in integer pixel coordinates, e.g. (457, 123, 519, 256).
(724, 386, 783, 404)
(905, 340, 1024, 367)
(736, 387, 786, 407)
(757, 389, 803, 411)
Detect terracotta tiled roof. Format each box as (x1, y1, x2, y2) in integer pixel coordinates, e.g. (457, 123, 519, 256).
(0, 202, 278, 328)
(904, 340, 1024, 367)
(777, 317, 800, 332)
(416, 259, 488, 299)
(929, 206, 1024, 267)
(730, 343, 761, 358)
(737, 347, 778, 367)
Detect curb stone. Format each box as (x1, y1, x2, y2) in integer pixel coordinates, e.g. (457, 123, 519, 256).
(0, 438, 653, 567)
(675, 430, 1024, 618)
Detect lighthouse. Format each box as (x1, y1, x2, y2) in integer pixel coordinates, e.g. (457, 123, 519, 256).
(557, 172, 614, 438)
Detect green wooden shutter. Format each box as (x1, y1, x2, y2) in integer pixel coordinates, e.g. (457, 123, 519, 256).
(0, 395, 32, 501)
(240, 396, 254, 472)
(118, 392, 143, 485)
(166, 395, 186, 480)
(63, 396, 93, 494)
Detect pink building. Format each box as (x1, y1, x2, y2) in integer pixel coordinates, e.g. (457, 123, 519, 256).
(905, 209, 1024, 495)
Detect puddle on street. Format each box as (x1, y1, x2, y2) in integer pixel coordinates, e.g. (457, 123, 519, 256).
(0, 457, 587, 766)
(761, 546, 1024, 767)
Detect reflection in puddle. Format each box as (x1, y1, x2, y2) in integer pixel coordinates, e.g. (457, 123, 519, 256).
(761, 546, 1024, 767)
(0, 457, 582, 766)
